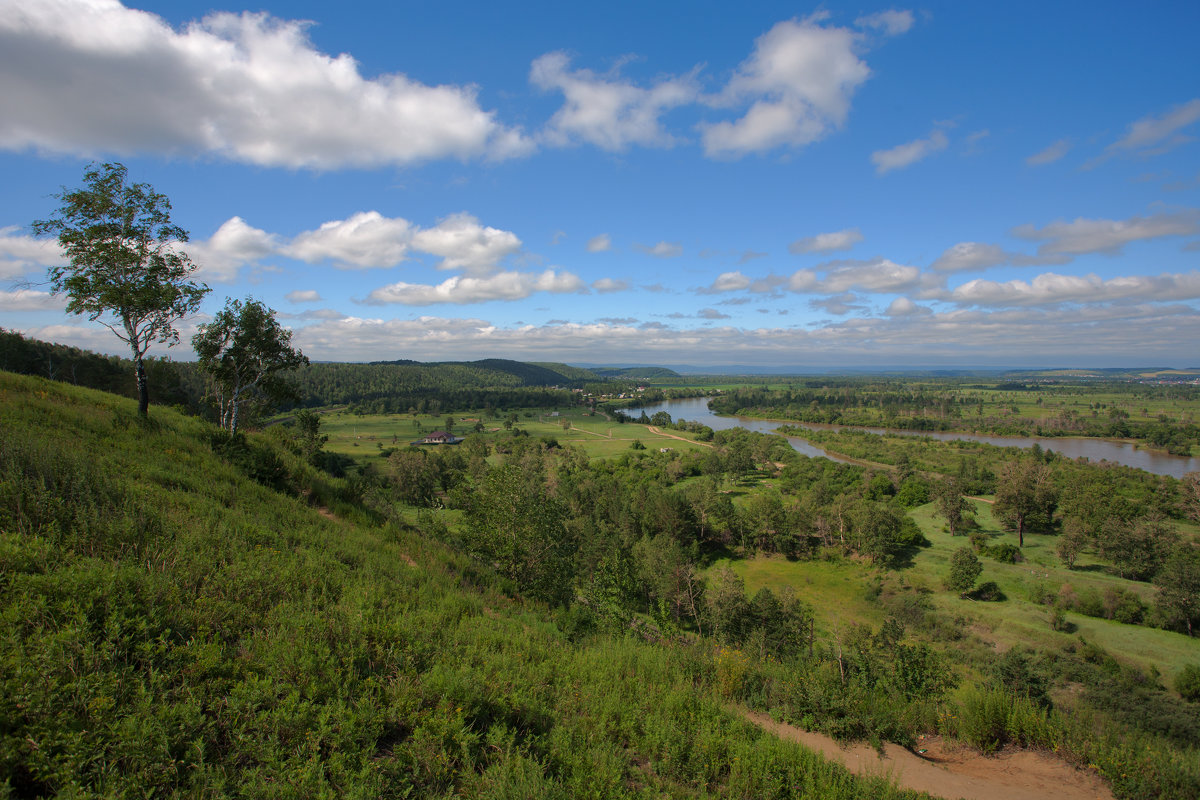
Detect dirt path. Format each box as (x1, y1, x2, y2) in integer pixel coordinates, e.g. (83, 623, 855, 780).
(740, 709, 1113, 800)
(646, 426, 714, 448)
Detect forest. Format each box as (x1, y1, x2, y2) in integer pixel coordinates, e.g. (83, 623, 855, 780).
(2, 335, 1199, 798)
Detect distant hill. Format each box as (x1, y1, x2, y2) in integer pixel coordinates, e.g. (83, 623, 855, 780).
(587, 366, 681, 380)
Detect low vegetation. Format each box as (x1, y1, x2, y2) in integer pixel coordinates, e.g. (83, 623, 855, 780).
(3, 347, 1199, 798)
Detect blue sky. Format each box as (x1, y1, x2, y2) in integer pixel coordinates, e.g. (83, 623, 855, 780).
(2, 0, 1198, 369)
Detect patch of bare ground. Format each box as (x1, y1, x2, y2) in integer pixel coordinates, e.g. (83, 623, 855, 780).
(740, 709, 1113, 800)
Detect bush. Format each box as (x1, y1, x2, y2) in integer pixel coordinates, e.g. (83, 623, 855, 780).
(1176, 664, 1200, 703)
(985, 542, 1023, 564)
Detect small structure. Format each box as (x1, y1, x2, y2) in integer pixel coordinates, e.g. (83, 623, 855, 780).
(414, 430, 462, 445)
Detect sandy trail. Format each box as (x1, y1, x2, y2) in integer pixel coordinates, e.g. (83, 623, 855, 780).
(646, 426, 714, 447)
(740, 709, 1113, 800)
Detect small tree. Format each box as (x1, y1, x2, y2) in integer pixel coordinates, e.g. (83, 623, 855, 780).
(993, 458, 1058, 547)
(935, 477, 972, 535)
(1154, 545, 1200, 637)
(193, 297, 308, 434)
(32, 162, 209, 416)
(946, 546, 982, 596)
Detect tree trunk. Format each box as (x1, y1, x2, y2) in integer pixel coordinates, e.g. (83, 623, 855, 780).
(229, 400, 240, 436)
(135, 355, 149, 417)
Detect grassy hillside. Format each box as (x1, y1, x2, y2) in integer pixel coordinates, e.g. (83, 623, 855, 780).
(0, 372, 921, 798)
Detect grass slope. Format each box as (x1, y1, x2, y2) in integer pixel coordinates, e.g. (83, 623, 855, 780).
(0, 372, 922, 799)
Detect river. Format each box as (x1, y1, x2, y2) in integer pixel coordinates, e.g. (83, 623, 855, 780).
(634, 396, 1200, 479)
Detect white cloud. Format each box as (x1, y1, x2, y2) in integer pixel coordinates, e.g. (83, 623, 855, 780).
(0, 2, 531, 167)
(0, 226, 65, 278)
(812, 257, 922, 293)
(698, 308, 731, 320)
(930, 242, 1011, 273)
(591, 277, 630, 293)
(0, 289, 65, 311)
(285, 289, 323, 303)
(635, 241, 683, 258)
(810, 293, 865, 315)
(701, 16, 873, 157)
(1011, 211, 1200, 256)
(1109, 98, 1200, 155)
(410, 213, 523, 275)
(187, 216, 277, 281)
(706, 271, 752, 292)
(278, 304, 1200, 367)
(950, 270, 1200, 307)
(854, 10, 914, 36)
(789, 228, 863, 254)
(531, 52, 698, 151)
(286, 211, 414, 268)
(365, 269, 584, 305)
(885, 297, 931, 317)
(871, 128, 948, 174)
(586, 233, 612, 253)
(1026, 138, 1072, 166)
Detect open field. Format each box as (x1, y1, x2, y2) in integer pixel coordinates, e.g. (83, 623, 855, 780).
(313, 407, 714, 463)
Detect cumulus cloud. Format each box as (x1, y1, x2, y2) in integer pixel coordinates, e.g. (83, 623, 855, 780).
(410, 213, 523, 274)
(885, 297, 931, 317)
(262, 302, 1200, 367)
(286, 211, 414, 268)
(810, 257, 922, 293)
(635, 241, 683, 258)
(705, 271, 751, 292)
(950, 270, 1200, 307)
(698, 308, 731, 320)
(365, 269, 584, 305)
(0, 2, 531, 167)
(0, 226, 64, 278)
(809, 293, 865, 315)
(789, 228, 863, 254)
(531, 52, 698, 151)
(285, 290, 323, 303)
(698, 271, 787, 294)
(0, 289, 66, 311)
(871, 128, 948, 174)
(187, 216, 277, 281)
(700, 15, 873, 157)
(930, 242, 1011, 273)
(854, 10, 915, 36)
(587, 233, 613, 252)
(1026, 138, 1073, 166)
(591, 277, 630, 293)
(1011, 211, 1200, 256)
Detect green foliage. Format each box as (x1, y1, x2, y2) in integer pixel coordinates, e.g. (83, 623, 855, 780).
(992, 457, 1058, 545)
(1176, 664, 1200, 702)
(193, 297, 308, 434)
(1154, 544, 1200, 636)
(4, 372, 947, 799)
(31, 162, 208, 416)
(945, 547, 982, 595)
(460, 465, 576, 605)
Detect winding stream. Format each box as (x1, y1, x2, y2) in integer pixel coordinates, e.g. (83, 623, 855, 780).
(635, 396, 1200, 479)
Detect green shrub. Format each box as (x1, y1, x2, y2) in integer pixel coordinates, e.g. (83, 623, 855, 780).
(1177, 664, 1200, 703)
